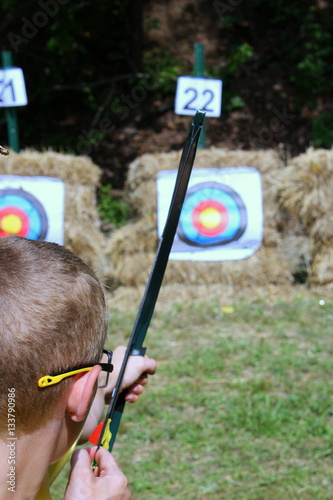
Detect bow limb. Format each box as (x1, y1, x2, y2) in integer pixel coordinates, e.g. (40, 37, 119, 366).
(94, 109, 205, 457)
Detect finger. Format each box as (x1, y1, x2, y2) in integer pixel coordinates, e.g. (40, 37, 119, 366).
(94, 449, 129, 492)
(142, 355, 157, 375)
(124, 379, 146, 399)
(130, 383, 145, 394)
(125, 394, 138, 403)
(131, 374, 148, 387)
(71, 448, 92, 469)
(127, 355, 157, 377)
(68, 449, 93, 482)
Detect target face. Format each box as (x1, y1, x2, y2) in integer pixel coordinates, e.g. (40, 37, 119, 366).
(0, 188, 48, 240)
(157, 167, 263, 261)
(177, 182, 247, 247)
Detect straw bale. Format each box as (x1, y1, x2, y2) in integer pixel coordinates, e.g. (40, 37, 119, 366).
(107, 283, 248, 311)
(105, 148, 299, 291)
(166, 246, 291, 287)
(107, 245, 292, 288)
(277, 148, 333, 230)
(125, 148, 283, 249)
(275, 147, 333, 285)
(65, 223, 106, 276)
(125, 147, 283, 216)
(110, 252, 155, 287)
(0, 148, 101, 185)
(277, 166, 331, 229)
(310, 248, 333, 286)
(104, 217, 158, 259)
(290, 147, 333, 178)
(0, 149, 106, 273)
(310, 213, 333, 247)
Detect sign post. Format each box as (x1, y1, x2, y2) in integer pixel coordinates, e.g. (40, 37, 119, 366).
(175, 44, 222, 149)
(194, 44, 206, 148)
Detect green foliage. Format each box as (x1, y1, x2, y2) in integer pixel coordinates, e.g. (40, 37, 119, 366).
(222, 1, 333, 148)
(140, 50, 185, 97)
(1, 0, 333, 159)
(224, 43, 254, 78)
(312, 111, 333, 148)
(97, 184, 130, 228)
(228, 95, 246, 109)
(218, 43, 253, 112)
(144, 15, 161, 32)
(291, 8, 333, 106)
(0, 0, 135, 149)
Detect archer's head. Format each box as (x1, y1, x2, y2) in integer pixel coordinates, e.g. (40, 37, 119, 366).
(0, 235, 108, 435)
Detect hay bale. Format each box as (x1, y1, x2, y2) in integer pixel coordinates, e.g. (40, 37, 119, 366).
(277, 147, 333, 232)
(126, 147, 283, 216)
(107, 245, 292, 288)
(310, 247, 333, 286)
(105, 147, 295, 292)
(0, 149, 101, 184)
(105, 217, 158, 258)
(310, 213, 333, 247)
(165, 246, 291, 287)
(276, 147, 333, 286)
(0, 149, 106, 274)
(125, 147, 284, 249)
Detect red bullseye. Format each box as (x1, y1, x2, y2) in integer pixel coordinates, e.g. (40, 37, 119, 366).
(177, 181, 248, 247)
(192, 199, 228, 237)
(0, 206, 30, 237)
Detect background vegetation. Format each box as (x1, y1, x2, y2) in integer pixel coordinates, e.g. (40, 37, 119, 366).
(1, 0, 333, 190)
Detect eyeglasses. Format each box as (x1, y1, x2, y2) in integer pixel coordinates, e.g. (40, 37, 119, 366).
(38, 349, 113, 389)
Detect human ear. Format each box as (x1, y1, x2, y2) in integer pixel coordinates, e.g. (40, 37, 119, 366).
(66, 365, 101, 422)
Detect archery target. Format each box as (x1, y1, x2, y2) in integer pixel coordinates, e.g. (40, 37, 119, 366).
(0, 189, 48, 240)
(0, 176, 65, 244)
(157, 167, 263, 261)
(177, 182, 247, 247)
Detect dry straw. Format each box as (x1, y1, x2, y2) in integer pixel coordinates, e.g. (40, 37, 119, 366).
(105, 147, 295, 298)
(0, 149, 107, 274)
(277, 147, 333, 286)
(2, 145, 333, 304)
(128, 147, 284, 248)
(107, 246, 292, 289)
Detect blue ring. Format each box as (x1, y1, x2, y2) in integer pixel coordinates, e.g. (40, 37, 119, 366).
(177, 182, 247, 247)
(0, 189, 48, 240)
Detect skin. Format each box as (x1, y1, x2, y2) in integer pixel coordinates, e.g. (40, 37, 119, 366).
(65, 448, 131, 500)
(0, 348, 157, 500)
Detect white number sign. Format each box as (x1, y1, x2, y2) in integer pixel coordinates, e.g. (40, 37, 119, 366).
(175, 76, 222, 117)
(0, 68, 28, 107)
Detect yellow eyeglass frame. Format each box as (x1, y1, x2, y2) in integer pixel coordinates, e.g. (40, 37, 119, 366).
(38, 367, 94, 387)
(38, 350, 113, 388)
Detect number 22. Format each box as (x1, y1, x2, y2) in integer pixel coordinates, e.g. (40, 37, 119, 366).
(183, 88, 214, 112)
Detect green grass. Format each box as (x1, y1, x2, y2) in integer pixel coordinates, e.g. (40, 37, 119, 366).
(52, 296, 333, 499)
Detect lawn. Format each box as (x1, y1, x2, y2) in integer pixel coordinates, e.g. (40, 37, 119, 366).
(52, 293, 333, 499)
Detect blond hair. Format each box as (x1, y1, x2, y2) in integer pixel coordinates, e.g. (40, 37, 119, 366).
(0, 236, 108, 434)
